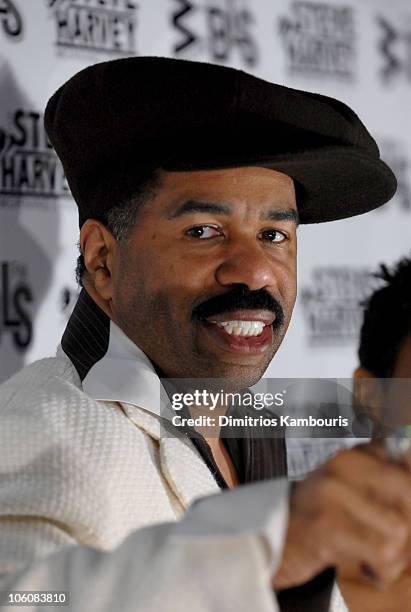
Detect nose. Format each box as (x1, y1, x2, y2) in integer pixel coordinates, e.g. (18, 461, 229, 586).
(215, 239, 278, 291)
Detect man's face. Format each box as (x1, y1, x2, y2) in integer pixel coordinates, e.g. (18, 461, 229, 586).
(385, 335, 411, 428)
(110, 166, 298, 387)
(354, 334, 411, 430)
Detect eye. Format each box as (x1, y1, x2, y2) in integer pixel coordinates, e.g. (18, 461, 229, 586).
(185, 225, 222, 240)
(258, 229, 287, 244)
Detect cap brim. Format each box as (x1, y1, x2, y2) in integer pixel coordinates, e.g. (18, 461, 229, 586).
(164, 145, 397, 224)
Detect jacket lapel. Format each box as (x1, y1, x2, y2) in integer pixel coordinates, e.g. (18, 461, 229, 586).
(159, 436, 220, 508)
(118, 401, 220, 509)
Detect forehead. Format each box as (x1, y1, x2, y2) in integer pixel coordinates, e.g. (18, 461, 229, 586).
(162, 165, 295, 193)
(152, 166, 297, 212)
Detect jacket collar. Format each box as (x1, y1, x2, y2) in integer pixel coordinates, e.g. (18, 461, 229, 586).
(59, 289, 220, 506)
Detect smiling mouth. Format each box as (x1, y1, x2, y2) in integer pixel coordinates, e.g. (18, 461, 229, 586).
(199, 311, 275, 354)
(210, 320, 266, 337)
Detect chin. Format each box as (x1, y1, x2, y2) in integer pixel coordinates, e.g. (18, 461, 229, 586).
(201, 364, 269, 392)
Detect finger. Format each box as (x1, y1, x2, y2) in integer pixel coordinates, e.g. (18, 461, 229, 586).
(315, 477, 409, 586)
(329, 514, 409, 588)
(327, 447, 411, 521)
(331, 479, 410, 584)
(311, 477, 409, 581)
(339, 480, 409, 545)
(358, 557, 410, 590)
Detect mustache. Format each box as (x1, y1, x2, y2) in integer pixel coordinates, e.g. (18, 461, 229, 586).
(192, 284, 284, 329)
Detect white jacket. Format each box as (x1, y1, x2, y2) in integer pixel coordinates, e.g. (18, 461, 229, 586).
(0, 300, 346, 611)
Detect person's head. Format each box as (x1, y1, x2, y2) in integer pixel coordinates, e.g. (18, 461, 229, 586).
(79, 165, 298, 387)
(356, 257, 411, 379)
(44, 56, 397, 387)
(354, 257, 411, 428)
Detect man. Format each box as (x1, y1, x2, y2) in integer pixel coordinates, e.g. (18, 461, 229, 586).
(1, 57, 411, 612)
(355, 256, 411, 384)
(338, 256, 411, 610)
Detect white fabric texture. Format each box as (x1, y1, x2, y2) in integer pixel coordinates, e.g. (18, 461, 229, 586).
(0, 350, 291, 611)
(0, 312, 349, 611)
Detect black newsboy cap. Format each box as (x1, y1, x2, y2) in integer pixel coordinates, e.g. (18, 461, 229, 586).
(45, 56, 396, 227)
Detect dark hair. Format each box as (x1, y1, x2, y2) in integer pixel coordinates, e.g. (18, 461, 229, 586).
(358, 256, 411, 377)
(76, 170, 162, 286)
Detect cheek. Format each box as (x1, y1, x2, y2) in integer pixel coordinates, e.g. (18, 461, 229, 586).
(116, 249, 206, 324)
(111, 248, 153, 313)
(155, 248, 213, 296)
(288, 272, 298, 305)
(276, 259, 297, 308)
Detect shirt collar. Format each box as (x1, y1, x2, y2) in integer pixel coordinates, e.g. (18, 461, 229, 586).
(59, 288, 166, 418)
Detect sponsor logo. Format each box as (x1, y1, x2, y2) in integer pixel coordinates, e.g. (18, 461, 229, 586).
(379, 139, 411, 212)
(377, 16, 411, 83)
(172, 0, 258, 67)
(0, 0, 23, 38)
(0, 109, 69, 199)
(300, 267, 380, 345)
(0, 261, 33, 349)
(46, 0, 138, 55)
(278, 1, 357, 80)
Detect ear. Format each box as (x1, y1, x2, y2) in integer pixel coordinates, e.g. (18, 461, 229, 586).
(80, 219, 116, 301)
(353, 366, 376, 381)
(353, 367, 384, 423)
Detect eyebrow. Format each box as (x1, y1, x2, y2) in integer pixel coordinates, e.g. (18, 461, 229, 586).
(168, 200, 231, 218)
(265, 209, 300, 225)
(168, 200, 299, 225)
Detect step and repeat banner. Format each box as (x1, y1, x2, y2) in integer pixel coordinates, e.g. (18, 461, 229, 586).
(0, 0, 410, 383)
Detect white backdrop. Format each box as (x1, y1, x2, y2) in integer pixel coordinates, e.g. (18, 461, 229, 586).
(0, 0, 410, 383)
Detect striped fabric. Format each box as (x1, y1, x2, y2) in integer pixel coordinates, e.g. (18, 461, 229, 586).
(61, 289, 110, 381)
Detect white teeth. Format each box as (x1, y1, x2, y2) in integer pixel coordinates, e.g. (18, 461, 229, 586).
(215, 320, 265, 337)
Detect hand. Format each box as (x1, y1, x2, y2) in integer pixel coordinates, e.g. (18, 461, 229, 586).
(273, 443, 411, 591)
(339, 566, 411, 612)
